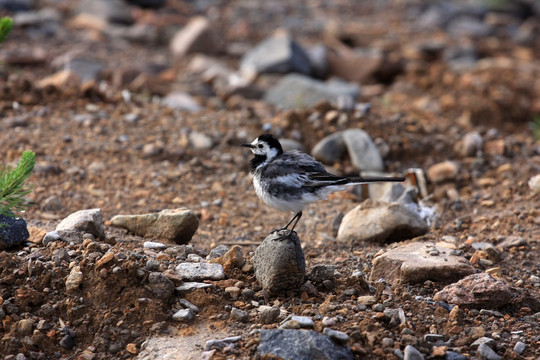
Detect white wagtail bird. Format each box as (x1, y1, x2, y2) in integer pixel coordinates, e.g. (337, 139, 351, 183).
(242, 134, 405, 235)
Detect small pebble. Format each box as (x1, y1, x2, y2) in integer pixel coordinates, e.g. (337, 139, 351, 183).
(382, 337, 394, 348)
(143, 241, 166, 250)
(403, 345, 424, 360)
(59, 334, 75, 349)
(323, 327, 349, 344)
(445, 351, 467, 360)
(259, 306, 280, 324)
(179, 299, 200, 313)
(145, 260, 160, 271)
(477, 343, 501, 360)
(471, 337, 495, 350)
(280, 319, 301, 329)
(42, 231, 61, 246)
(424, 334, 444, 342)
(172, 308, 194, 322)
(513, 341, 526, 354)
(290, 315, 314, 328)
(186, 253, 204, 262)
(204, 336, 242, 351)
(230, 307, 248, 322)
(241, 288, 255, 299)
(321, 316, 336, 327)
(372, 303, 385, 312)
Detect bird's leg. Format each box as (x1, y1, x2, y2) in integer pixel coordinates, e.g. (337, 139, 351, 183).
(287, 211, 302, 233)
(272, 211, 302, 239)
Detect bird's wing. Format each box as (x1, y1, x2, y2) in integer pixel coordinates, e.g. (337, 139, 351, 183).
(263, 152, 351, 188)
(262, 151, 327, 178)
(304, 173, 349, 187)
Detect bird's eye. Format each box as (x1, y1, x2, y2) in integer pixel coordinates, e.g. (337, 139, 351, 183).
(258, 144, 263, 148)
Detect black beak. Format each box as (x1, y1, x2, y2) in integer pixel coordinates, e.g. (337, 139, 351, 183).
(241, 143, 255, 148)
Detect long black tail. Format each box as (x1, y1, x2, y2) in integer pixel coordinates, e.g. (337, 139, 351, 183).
(347, 176, 405, 184)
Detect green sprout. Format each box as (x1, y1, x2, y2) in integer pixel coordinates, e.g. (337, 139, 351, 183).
(0, 17, 13, 44)
(0, 151, 36, 219)
(529, 115, 540, 141)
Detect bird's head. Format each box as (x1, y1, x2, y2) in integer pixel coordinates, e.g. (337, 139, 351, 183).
(241, 134, 284, 161)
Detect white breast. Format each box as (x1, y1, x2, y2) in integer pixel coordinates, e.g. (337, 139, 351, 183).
(252, 173, 307, 213)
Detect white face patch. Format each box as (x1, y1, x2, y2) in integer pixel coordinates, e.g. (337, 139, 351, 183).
(249, 138, 279, 161)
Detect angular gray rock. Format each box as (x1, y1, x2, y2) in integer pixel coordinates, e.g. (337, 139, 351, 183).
(259, 306, 281, 324)
(56, 208, 105, 239)
(110, 208, 199, 244)
(305, 44, 328, 78)
(337, 200, 429, 245)
(307, 264, 339, 284)
(175, 262, 225, 281)
(404, 345, 425, 360)
(60, 57, 104, 83)
(311, 129, 383, 171)
(0, 214, 29, 249)
(230, 307, 249, 322)
(263, 74, 359, 110)
(207, 244, 229, 260)
(471, 337, 496, 350)
(240, 30, 311, 80)
(257, 329, 354, 360)
(370, 241, 475, 284)
(477, 342, 501, 360)
(496, 236, 527, 249)
(513, 341, 526, 354)
(342, 129, 383, 171)
(172, 308, 194, 322)
(252, 230, 306, 295)
(311, 132, 346, 165)
(148, 272, 174, 300)
(433, 273, 515, 309)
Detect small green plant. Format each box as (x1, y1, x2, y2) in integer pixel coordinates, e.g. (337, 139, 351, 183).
(0, 151, 36, 218)
(529, 115, 540, 141)
(0, 17, 13, 44)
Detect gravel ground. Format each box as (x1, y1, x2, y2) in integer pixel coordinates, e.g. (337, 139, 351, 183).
(0, 0, 539, 359)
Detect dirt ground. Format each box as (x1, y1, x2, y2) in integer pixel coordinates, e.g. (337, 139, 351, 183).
(0, 0, 539, 359)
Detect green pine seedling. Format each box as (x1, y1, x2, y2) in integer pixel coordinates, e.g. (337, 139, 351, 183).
(529, 115, 540, 141)
(0, 151, 36, 220)
(0, 17, 13, 44)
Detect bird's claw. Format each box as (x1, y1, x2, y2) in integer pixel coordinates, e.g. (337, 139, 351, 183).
(269, 228, 295, 240)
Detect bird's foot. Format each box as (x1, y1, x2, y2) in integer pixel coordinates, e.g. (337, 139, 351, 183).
(270, 228, 295, 240)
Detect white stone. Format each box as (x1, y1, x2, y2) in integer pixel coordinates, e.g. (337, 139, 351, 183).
(175, 262, 225, 281)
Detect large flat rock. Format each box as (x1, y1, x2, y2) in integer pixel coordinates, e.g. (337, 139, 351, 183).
(370, 241, 476, 284)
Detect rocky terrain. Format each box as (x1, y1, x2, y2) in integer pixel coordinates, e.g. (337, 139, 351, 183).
(0, 0, 539, 359)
